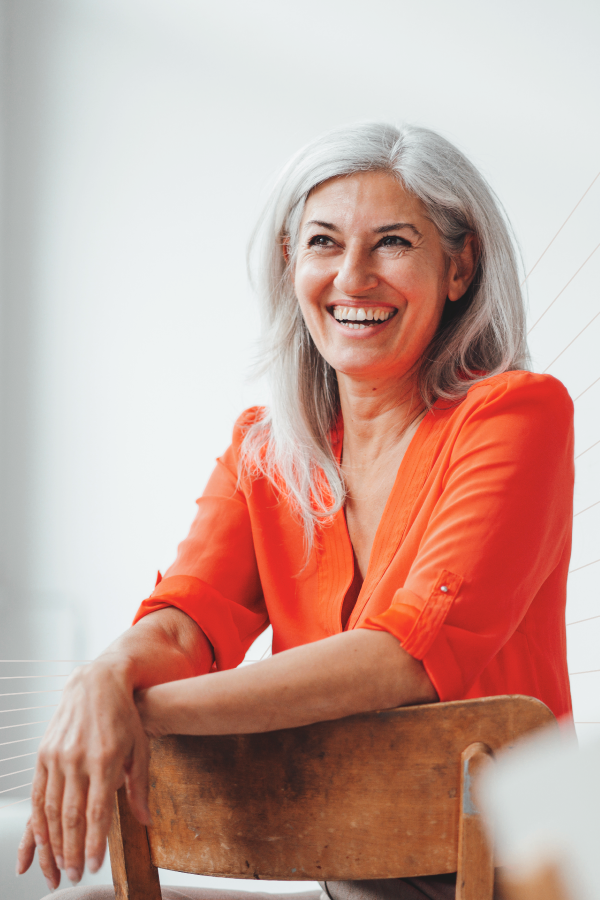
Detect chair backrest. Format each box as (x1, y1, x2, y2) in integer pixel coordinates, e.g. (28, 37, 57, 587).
(109, 695, 556, 900)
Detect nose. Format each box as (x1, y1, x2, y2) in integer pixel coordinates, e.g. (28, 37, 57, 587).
(333, 246, 378, 295)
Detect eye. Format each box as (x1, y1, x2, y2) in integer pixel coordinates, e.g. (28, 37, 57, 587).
(377, 235, 412, 249)
(308, 234, 336, 248)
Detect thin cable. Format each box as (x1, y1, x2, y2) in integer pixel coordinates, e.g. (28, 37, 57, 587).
(528, 242, 600, 334)
(0, 675, 70, 680)
(569, 558, 600, 574)
(0, 691, 63, 698)
(0, 781, 32, 795)
(0, 782, 33, 798)
(574, 500, 600, 517)
(569, 668, 600, 676)
(0, 767, 34, 780)
(543, 309, 600, 372)
(0, 720, 51, 731)
(574, 375, 600, 402)
(0, 751, 38, 763)
(522, 171, 600, 287)
(0, 705, 58, 714)
(0, 735, 43, 748)
(576, 439, 600, 461)
(567, 613, 600, 626)
(0, 796, 30, 812)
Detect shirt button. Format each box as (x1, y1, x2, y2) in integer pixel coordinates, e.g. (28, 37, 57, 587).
(440, 585, 449, 593)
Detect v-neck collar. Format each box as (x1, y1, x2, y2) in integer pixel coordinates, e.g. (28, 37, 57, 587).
(317, 407, 440, 633)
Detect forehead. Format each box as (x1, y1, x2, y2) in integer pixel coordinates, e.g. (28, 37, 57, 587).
(301, 170, 428, 229)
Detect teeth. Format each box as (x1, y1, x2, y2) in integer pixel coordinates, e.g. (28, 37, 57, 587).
(331, 306, 395, 324)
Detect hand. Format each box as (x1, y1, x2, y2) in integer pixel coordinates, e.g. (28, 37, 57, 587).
(16, 658, 151, 890)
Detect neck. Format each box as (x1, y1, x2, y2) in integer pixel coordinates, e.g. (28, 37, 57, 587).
(338, 368, 426, 467)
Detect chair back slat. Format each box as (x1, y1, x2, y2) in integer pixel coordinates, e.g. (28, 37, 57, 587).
(145, 695, 554, 881)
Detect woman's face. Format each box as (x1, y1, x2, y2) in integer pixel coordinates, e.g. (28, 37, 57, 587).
(293, 170, 474, 386)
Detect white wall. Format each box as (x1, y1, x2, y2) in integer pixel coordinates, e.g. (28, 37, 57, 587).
(2, 0, 600, 719)
(1, 0, 599, 717)
(1, 1, 599, 896)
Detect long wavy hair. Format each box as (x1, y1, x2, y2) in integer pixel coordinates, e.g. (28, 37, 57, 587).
(241, 122, 529, 549)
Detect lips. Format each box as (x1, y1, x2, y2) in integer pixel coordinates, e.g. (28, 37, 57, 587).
(329, 305, 398, 329)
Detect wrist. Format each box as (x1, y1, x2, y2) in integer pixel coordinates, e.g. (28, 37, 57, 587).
(92, 651, 145, 692)
(135, 685, 171, 738)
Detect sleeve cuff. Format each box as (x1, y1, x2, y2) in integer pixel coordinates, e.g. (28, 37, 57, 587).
(359, 570, 461, 656)
(360, 597, 422, 644)
(133, 575, 268, 671)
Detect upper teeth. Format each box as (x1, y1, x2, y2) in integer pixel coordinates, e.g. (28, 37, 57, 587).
(332, 307, 394, 322)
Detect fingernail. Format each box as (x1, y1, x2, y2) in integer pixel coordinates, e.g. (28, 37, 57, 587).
(87, 855, 101, 874)
(45, 876, 56, 892)
(67, 867, 81, 884)
(56, 855, 64, 870)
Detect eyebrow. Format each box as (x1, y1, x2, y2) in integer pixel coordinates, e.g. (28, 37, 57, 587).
(304, 219, 421, 237)
(375, 222, 421, 236)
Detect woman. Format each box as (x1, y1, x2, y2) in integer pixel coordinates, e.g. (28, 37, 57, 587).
(21, 122, 574, 900)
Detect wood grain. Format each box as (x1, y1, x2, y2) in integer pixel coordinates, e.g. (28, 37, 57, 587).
(109, 785, 161, 900)
(456, 742, 495, 900)
(141, 695, 554, 882)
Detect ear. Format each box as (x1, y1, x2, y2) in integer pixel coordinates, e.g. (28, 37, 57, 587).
(281, 235, 291, 265)
(447, 233, 479, 302)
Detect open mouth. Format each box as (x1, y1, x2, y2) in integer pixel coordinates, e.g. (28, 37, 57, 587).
(329, 305, 398, 329)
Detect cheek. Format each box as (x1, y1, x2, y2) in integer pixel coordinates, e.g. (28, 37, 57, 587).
(392, 261, 448, 316)
(294, 259, 331, 306)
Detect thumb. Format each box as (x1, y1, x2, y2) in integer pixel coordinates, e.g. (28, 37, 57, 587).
(124, 732, 152, 826)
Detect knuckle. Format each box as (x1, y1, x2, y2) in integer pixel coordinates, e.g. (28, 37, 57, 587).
(44, 801, 62, 823)
(87, 802, 108, 826)
(63, 748, 84, 769)
(31, 786, 46, 807)
(88, 748, 110, 767)
(44, 748, 61, 769)
(63, 804, 85, 831)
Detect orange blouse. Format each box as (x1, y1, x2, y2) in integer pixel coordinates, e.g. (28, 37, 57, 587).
(134, 371, 575, 721)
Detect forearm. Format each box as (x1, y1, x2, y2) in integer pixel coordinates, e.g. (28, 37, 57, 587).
(137, 628, 437, 736)
(95, 607, 214, 691)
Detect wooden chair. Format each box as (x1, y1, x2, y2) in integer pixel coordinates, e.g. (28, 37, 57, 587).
(109, 695, 555, 900)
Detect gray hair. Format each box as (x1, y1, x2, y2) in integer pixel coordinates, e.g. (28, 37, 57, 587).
(241, 122, 529, 548)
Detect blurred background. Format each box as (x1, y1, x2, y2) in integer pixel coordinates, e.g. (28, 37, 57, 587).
(0, 0, 598, 896)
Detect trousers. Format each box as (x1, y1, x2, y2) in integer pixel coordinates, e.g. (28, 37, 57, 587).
(40, 874, 457, 900)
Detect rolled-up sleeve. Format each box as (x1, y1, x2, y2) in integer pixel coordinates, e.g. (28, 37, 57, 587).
(133, 415, 268, 671)
(359, 375, 574, 701)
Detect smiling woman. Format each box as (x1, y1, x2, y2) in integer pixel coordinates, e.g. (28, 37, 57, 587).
(22, 123, 574, 900)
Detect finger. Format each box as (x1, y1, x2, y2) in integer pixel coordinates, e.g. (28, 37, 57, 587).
(44, 764, 66, 871)
(84, 773, 116, 874)
(30, 763, 50, 851)
(16, 819, 36, 875)
(37, 836, 62, 892)
(61, 774, 89, 884)
(124, 732, 151, 826)
(83, 734, 132, 875)
(19, 816, 61, 892)
(30, 758, 62, 890)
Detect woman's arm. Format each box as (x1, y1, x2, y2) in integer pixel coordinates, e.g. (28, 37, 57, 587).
(137, 629, 437, 737)
(17, 607, 213, 891)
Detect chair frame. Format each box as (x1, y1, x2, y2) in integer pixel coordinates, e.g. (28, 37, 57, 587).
(109, 695, 556, 900)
